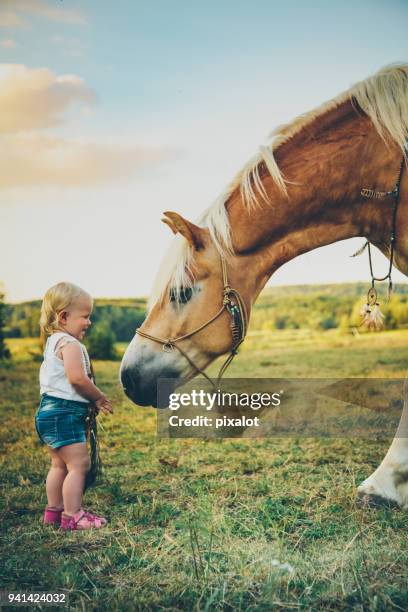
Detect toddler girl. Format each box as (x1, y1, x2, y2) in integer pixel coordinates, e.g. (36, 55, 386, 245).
(35, 282, 113, 531)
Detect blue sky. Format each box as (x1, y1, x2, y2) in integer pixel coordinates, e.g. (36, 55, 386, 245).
(1, 0, 408, 301)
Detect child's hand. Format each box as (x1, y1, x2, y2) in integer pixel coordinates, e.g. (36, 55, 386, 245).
(95, 396, 113, 415)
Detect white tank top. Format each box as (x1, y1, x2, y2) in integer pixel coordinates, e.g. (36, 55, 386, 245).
(39, 332, 91, 403)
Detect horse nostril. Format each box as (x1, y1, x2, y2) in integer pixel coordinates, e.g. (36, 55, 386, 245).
(120, 368, 134, 394)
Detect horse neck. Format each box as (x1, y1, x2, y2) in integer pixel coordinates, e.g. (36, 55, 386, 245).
(227, 100, 402, 297)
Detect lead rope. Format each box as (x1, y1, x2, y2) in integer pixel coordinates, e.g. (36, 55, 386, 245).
(355, 148, 406, 330)
(136, 255, 248, 389)
(84, 359, 102, 490)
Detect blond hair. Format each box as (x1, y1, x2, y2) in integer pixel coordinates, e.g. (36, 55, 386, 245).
(40, 282, 92, 345)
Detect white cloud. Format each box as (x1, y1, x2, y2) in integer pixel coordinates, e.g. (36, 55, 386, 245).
(0, 64, 96, 133)
(0, 133, 174, 188)
(0, 63, 177, 189)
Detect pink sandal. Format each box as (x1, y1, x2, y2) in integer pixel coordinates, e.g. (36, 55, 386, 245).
(43, 507, 63, 526)
(60, 509, 107, 531)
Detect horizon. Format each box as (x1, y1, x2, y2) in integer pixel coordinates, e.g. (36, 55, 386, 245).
(6, 278, 408, 306)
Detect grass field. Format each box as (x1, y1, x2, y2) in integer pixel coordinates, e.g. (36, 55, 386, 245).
(1, 330, 408, 610)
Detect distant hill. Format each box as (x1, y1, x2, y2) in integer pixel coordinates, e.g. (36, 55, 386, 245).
(261, 282, 408, 299)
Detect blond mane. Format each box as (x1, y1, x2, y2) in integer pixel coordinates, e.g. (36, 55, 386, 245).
(149, 63, 408, 306)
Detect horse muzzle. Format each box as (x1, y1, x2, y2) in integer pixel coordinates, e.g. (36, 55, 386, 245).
(120, 339, 182, 407)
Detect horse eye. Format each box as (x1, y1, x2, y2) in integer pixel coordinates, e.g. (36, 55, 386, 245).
(180, 287, 193, 303)
(169, 287, 193, 304)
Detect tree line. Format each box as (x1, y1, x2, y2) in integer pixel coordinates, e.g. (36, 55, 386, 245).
(3, 298, 146, 360)
(250, 283, 408, 331)
(4, 298, 146, 341)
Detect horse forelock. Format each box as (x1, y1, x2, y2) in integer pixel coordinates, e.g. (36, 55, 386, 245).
(148, 63, 408, 308)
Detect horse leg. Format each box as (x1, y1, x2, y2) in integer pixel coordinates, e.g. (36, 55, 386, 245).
(357, 394, 408, 509)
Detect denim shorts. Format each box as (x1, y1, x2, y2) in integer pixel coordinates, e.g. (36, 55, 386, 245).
(35, 394, 89, 449)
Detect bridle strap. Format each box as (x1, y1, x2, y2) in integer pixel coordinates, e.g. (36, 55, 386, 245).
(138, 302, 227, 346)
(135, 255, 248, 387)
(361, 152, 406, 291)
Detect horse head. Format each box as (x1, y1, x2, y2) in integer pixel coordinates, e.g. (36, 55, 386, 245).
(120, 210, 252, 407)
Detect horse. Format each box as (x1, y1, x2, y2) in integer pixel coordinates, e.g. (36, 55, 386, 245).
(121, 64, 408, 508)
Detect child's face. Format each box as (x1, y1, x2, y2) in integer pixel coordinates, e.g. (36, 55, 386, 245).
(59, 296, 93, 341)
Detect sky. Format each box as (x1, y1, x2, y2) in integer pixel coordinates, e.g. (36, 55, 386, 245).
(1, 0, 408, 303)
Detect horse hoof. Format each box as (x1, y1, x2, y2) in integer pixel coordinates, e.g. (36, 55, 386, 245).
(356, 492, 400, 510)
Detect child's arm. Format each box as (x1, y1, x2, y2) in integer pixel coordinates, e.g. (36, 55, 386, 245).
(61, 342, 112, 413)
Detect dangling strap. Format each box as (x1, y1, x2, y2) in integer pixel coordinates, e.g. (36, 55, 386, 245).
(360, 152, 406, 297)
(84, 359, 102, 490)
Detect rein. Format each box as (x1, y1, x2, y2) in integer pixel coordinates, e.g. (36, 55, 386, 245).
(136, 255, 248, 387)
(84, 359, 101, 490)
(360, 150, 406, 298)
(353, 143, 407, 329)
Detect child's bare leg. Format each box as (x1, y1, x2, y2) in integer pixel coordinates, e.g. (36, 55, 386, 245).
(58, 443, 90, 515)
(46, 448, 67, 509)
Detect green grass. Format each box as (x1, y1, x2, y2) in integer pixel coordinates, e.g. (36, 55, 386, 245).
(1, 330, 408, 610)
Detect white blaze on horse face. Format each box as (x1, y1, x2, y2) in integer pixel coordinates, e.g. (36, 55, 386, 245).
(121, 332, 185, 378)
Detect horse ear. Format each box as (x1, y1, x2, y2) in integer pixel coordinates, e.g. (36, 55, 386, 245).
(162, 211, 205, 250)
(161, 217, 178, 234)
